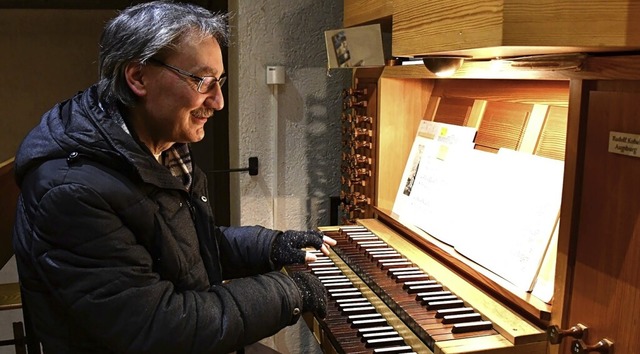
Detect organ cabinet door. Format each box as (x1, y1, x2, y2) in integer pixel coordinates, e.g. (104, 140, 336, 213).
(556, 80, 640, 354)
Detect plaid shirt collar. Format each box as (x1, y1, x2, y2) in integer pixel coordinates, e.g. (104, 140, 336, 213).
(162, 144, 193, 190)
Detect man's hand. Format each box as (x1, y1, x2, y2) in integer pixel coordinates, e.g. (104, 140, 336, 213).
(271, 230, 337, 267)
(289, 272, 328, 318)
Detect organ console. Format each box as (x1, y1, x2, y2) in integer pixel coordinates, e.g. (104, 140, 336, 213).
(316, 7, 640, 349)
(287, 220, 548, 353)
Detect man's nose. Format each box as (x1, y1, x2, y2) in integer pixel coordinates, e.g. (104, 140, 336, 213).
(204, 86, 224, 110)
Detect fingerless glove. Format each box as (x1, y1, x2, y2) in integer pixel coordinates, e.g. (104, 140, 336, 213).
(290, 272, 328, 318)
(270, 230, 324, 267)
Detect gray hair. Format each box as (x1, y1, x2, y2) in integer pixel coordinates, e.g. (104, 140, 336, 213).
(98, 1, 229, 106)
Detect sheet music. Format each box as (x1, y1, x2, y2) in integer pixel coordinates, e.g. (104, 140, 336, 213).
(392, 121, 564, 293)
(392, 120, 477, 235)
(530, 217, 559, 303)
(402, 143, 480, 247)
(452, 148, 564, 291)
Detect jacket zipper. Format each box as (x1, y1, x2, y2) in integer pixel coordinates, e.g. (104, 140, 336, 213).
(185, 197, 196, 222)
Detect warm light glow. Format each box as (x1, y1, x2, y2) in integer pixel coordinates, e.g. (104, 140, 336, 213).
(434, 68, 458, 77)
(490, 59, 507, 72)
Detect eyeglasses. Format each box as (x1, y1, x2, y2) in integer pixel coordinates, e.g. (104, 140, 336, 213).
(147, 57, 226, 94)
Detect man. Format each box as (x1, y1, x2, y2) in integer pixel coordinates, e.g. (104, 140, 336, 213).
(12, 1, 335, 353)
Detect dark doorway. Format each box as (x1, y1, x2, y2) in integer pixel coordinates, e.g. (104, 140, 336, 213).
(189, 1, 231, 226)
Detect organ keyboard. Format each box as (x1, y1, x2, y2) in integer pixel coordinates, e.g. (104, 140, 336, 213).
(286, 218, 547, 354)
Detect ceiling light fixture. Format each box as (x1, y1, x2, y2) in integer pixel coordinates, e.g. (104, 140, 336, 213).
(421, 56, 469, 77)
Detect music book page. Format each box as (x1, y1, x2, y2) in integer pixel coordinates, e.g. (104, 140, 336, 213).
(530, 217, 559, 303)
(451, 148, 564, 291)
(392, 120, 477, 242)
(392, 121, 564, 293)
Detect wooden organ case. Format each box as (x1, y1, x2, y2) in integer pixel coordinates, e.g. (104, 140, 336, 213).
(286, 2, 640, 353)
(290, 40, 640, 354)
(298, 60, 640, 354)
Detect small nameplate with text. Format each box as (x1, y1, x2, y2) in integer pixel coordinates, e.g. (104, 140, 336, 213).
(609, 131, 640, 158)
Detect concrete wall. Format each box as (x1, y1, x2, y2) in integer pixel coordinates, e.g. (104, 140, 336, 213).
(226, 2, 348, 349)
(228, 0, 348, 231)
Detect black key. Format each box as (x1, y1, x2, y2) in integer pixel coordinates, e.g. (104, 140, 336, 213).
(336, 297, 368, 304)
(361, 330, 400, 340)
(414, 290, 451, 300)
(365, 336, 405, 348)
(402, 280, 433, 288)
(351, 318, 388, 328)
(388, 267, 421, 276)
(342, 306, 377, 315)
(349, 235, 377, 242)
(349, 237, 378, 244)
(328, 287, 358, 294)
(330, 291, 362, 299)
(340, 225, 367, 231)
(357, 240, 385, 246)
(378, 259, 410, 269)
(348, 313, 382, 322)
(370, 252, 401, 260)
(320, 277, 349, 283)
(451, 320, 493, 333)
(442, 312, 483, 324)
(425, 299, 464, 310)
(373, 346, 413, 353)
(365, 247, 396, 255)
(357, 326, 395, 336)
(323, 281, 353, 288)
(395, 274, 429, 283)
(338, 301, 371, 310)
(390, 270, 425, 279)
(420, 295, 458, 305)
(312, 269, 341, 276)
(406, 283, 443, 293)
(434, 307, 475, 318)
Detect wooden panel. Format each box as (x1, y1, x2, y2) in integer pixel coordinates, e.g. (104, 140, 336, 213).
(0, 282, 21, 311)
(535, 106, 568, 161)
(433, 97, 475, 126)
(393, 0, 640, 58)
(550, 80, 588, 354)
(393, 0, 505, 57)
(376, 77, 433, 211)
(566, 88, 640, 353)
(502, 1, 640, 47)
(422, 79, 570, 108)
(475, 101, 532, 152)
(343, 0, 393, 28)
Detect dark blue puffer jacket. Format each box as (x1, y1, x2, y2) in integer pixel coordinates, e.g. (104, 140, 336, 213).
(12, 85, 302, 354)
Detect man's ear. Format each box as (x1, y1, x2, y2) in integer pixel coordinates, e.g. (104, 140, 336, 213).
(124, 61, 147, 97)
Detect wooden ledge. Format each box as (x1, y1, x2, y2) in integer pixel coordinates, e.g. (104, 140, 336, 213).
(0, 283, 21, 311)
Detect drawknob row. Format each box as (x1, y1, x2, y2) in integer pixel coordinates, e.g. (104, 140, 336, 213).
(341, 81, 374, 224)
(547, 324, 614, 353)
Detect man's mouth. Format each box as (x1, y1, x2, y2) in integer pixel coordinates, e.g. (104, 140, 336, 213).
(192, 110, 214, 119)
